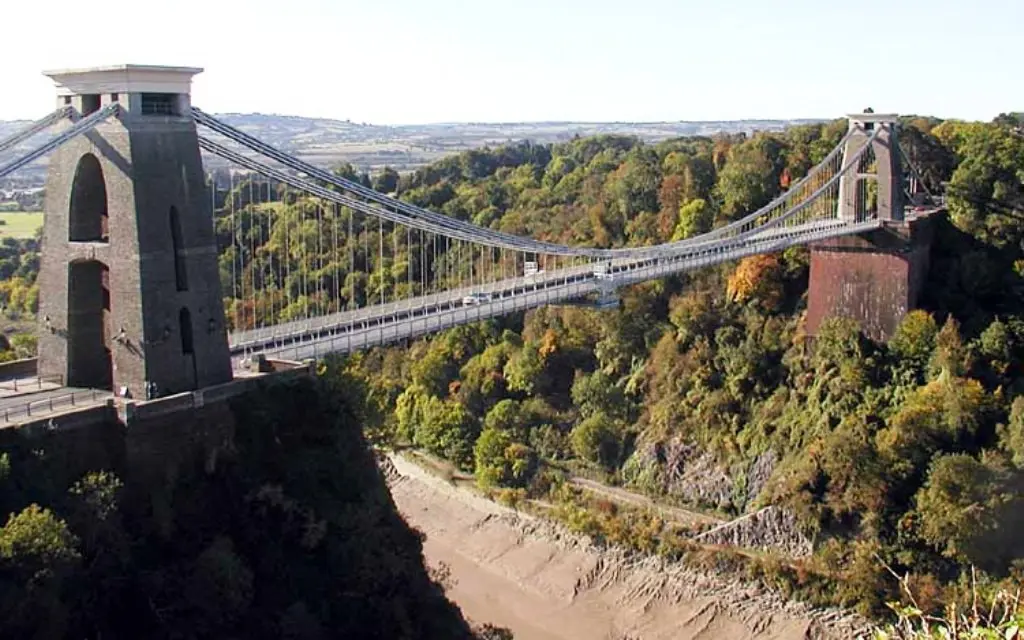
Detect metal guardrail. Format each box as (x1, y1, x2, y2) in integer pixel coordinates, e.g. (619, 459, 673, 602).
(0, 374, 64, 393)
(243, 218, 884, 364)
(1, 388, 109, 424)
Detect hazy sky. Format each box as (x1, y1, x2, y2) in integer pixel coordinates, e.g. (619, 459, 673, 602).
(1, 0, 1018, 124)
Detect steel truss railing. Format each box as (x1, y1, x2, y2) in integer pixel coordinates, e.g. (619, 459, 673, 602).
(216, 128, 878, 352)
(237, 217, 883, 363)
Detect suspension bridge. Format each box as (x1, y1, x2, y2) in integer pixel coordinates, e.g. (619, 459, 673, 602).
(0, 65, 941, 418)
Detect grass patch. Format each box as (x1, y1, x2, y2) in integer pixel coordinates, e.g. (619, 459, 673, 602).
(0, 211, 42, 239)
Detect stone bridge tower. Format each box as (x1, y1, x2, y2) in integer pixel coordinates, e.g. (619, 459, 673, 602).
(37, 65, 232, 399)
(806, 113, 935, 342)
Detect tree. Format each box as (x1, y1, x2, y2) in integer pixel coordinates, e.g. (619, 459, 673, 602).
(877, 376, 989, 482)
(978, 318, 1013, 377)
(726, 254, 784, 310)
(934, 121, 1024, 247)
(889, 310, 938, 374)
(482, 399, 529, 438)
(571, 371, 627, 421)
(8, 334, 36, 359)
(772, 416, 888, 532)
(913, 454, 1024, 569)
(542, 156, 577, 190)
(473, 427, 536, 489)
(671, 198, 713, 240)
(187, 536, 255, 627)
(395, 385, 426, 443)
(0, 504, 81, 637)
(929, 316, 967, 378)
(999, 396, 1024, 468)
(668, 290, 719, 348)
(503, 341, 550, 396)
(459, 342, 515, 411)
(570, 412, 622, 469)
(412, 342, 460, 397)
(372, 167, 400, 193)
(414, 397, 479, 469)
(474, 623, 515, 640)
(716, 134, 785, 220)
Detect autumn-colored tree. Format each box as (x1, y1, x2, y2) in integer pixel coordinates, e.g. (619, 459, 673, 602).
(726, 254, 784, 310)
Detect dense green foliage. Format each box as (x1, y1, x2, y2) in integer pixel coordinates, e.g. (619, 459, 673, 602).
(0, 376, 480, 639)
(328, 116, 1024, 617)
(0, 235, 40, 318)
(2, 113, 1023, 631)
(0, 233, 41, 362)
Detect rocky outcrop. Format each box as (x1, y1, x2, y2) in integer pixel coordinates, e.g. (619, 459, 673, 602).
(693, 506, 813, 558)
(638, 440, 779, 512)
(658, 441, 735, 510)
(745, 449, 778, 506)
(625, 441, 809, 556)
(391, 454, 872, 640)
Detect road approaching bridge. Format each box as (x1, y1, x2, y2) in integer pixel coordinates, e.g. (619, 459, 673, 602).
(0, 381, 111, 425)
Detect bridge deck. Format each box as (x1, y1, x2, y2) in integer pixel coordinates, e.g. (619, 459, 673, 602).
(234, 218, 882, 364)
(0, 376, 64, 398)
(0, 385, 112, 426)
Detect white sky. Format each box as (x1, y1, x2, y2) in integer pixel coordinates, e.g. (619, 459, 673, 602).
(1, 0, 1019, 124)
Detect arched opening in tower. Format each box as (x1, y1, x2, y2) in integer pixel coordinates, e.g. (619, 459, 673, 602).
(170, 206, 189, 291)
(67, 259, 112, 390)
(68, 153, 109, 242)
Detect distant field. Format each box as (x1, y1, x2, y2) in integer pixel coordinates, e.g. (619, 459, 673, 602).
(0, 212, 43, 239)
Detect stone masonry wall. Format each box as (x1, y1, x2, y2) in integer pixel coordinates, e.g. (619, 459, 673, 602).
(806, 217, 935, 342)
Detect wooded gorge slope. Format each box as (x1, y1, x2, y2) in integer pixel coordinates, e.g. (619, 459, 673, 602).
(336, 114, 1024, 617)
(0, 376, 480, 639)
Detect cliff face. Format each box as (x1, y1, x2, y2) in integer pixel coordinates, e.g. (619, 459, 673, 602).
(0, 376, 474, 639)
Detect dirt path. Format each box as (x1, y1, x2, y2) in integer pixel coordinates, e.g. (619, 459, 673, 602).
(568, 477, 723, 528)
(387, 454, 870, 640)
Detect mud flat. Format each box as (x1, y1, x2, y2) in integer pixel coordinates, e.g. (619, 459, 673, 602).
(386, 454, 871, 640)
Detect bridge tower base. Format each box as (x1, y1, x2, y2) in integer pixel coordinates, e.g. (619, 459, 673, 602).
(806, 217, 934, 342)
(806, 111, 938, 342)
(37, 65, 232, 400)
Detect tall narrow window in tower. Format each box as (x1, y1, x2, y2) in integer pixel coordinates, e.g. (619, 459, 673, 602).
(170, 206, 189, 291)
(68, 153, 109, 242)
(179, 307, 194, 355)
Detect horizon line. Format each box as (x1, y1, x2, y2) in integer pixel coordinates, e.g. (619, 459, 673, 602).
(0, 110, 840, 128)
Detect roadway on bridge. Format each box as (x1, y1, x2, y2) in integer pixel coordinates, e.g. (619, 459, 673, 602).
(232, 217, 883, 365)
(0, 386, 112, 426)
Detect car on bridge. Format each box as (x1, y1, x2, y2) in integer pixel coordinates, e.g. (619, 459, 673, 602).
(462, 292, 493, 305)
(594, 262, 615, 280)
